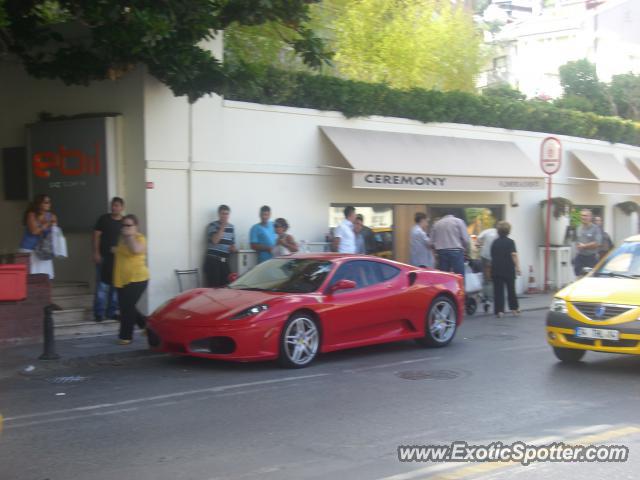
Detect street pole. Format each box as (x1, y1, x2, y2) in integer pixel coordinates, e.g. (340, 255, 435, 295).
(544, 175, 552, 293)
(540, 136, 562, 294)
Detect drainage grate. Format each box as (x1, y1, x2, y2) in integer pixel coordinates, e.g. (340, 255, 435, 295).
(396, 369, 461, 381)
(46, 375, 89, 384)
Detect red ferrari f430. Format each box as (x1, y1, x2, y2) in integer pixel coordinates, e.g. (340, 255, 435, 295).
(147, 254, 464, 368)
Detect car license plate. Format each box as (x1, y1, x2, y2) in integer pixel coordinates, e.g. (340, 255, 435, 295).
(575, 327, 620, 341)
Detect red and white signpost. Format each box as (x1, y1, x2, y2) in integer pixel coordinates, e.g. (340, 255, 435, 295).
(540, 137, 562, 292)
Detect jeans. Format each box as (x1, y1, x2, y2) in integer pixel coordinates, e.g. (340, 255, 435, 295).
(93, 264, 118, 318)
(117, 280, 148, 340)
(436, 249, 465, 276)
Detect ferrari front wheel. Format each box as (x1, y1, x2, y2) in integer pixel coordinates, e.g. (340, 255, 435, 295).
(417, 296, 458, 348)
(278, 313, 320, 368)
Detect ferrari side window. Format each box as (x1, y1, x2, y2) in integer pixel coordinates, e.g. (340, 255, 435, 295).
(377, 263, 401, 281)
(331, 261, 367, 289)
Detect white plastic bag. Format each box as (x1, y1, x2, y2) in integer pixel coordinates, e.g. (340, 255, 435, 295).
(52, 225, 68, 258)
(464, 271, 482, 294)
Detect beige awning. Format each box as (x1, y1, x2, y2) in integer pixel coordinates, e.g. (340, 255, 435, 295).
(320, 126, 544, 192)
(570, 150, 640, 195)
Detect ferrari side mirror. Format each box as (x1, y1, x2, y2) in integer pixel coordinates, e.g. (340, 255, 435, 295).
(329, 279, 357, 293)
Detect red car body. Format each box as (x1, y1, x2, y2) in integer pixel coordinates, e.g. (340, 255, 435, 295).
(147, 254, 464, 365)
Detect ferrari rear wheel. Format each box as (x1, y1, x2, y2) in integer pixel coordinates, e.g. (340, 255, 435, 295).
(553, 347, 585, 363)
(278, 313, 320, 368)
(417, 296, 458, 348)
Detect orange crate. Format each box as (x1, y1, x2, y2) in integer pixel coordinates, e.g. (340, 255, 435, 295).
(0, 264, 27, 301)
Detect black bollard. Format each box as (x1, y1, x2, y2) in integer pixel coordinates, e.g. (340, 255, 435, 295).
(39, 304, 60, 360)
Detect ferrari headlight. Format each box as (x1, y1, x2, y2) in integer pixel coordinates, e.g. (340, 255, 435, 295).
(231, 304, 269, 320)
(550, 298, 568, 314)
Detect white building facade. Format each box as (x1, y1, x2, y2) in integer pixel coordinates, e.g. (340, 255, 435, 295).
(2, 48, 640, 314)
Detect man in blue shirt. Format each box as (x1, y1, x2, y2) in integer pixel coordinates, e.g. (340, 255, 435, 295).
(250, 205, 276, 263)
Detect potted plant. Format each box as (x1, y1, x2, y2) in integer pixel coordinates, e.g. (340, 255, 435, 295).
(614, 201, 639, 242)
(540, 197, 573, 246)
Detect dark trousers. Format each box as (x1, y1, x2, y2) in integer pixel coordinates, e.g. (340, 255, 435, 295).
(204, 254, 230, 287)
(574, 254, 598, 276)
(492, 275, 518, 314)
(437, 249, 465, 276)
(117, 280, 148, 340)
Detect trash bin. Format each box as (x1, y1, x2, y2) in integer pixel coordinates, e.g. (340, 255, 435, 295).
(0, 264, 28, 301)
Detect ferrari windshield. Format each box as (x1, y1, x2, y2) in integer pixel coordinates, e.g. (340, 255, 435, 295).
(594, 242, 640, 278)
(228, 259, 333, 293)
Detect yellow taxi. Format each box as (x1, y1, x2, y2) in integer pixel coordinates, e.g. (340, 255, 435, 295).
(372, 227, 393, 259)
(546, 235, 640, 362)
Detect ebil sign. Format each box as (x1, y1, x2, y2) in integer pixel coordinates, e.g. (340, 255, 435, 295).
(28, 116, 118, 231)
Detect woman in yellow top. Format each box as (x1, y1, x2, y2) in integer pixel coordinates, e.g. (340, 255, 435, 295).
(113, 214, 149, 345)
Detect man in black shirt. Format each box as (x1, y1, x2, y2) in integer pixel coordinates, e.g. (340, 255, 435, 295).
(93, 197, 124, 321)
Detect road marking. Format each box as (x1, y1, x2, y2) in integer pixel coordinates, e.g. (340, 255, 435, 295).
(3, 373, 329, 423)
(379, 425, 640, 480)
(343, 357, 443, 373)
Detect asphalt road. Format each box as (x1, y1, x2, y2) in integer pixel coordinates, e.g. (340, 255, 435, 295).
(2, 309, 640, 480)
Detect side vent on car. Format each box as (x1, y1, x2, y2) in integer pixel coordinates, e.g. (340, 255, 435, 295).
(408, 272, 417, 286)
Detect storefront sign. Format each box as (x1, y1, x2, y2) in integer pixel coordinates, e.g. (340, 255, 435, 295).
(28, 117, 118, 231)
(353, 172, 544, 191)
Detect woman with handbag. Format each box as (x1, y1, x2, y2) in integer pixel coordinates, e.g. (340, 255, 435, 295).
(18, 194, 58, 279)
(113, 214, 149, 345)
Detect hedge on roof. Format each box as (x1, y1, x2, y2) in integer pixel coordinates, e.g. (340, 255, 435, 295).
(224, 65, 640, 146)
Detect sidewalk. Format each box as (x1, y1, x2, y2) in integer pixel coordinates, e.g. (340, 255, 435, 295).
(0, 334, 155, 380)
(468, 291, 554, 318)
(0, 293, 555, 379)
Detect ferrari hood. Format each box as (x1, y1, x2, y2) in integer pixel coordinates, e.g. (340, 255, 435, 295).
(558, 277, 640, 306)
(154, 287, 284, 322)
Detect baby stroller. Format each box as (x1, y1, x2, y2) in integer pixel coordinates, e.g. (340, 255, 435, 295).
(464, 259, 492, 315)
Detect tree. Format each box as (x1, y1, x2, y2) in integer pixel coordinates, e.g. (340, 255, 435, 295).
(555, 59, 612, 116)
(331, 0, 484, 92)
(223, 0, 346, 74)
(0, 0, 332, 102)
(610, 73, 640, 121)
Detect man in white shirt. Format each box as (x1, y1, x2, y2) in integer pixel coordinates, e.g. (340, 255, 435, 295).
(477, 225, 498, 272)
(332, 206, 357, 254)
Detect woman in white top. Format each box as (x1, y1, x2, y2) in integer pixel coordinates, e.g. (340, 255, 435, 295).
(272, 218, 299, 257)
(18, 194, 58, 279)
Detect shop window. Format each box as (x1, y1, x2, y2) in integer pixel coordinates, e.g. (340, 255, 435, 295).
(569, 205, 603, 228)
(329, 204, 394, 257)
(428, 206, 503, 237)
(428, 206, 504, 260)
